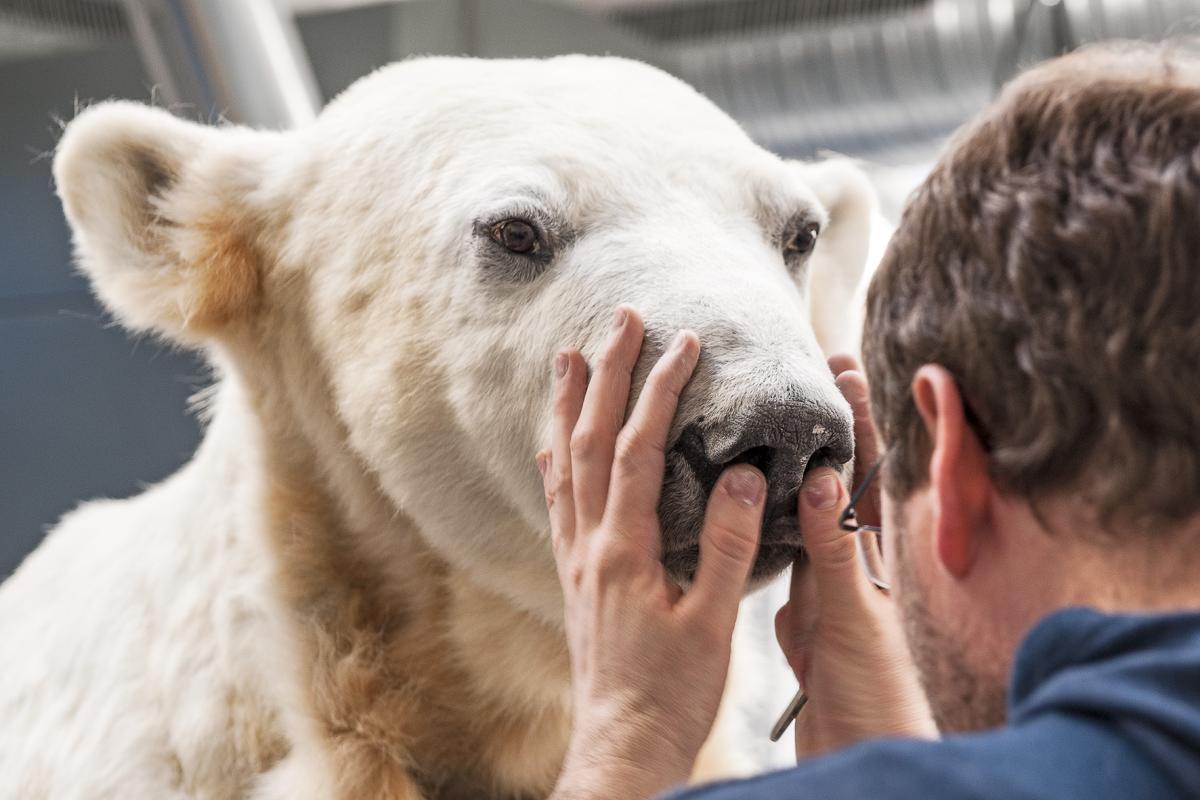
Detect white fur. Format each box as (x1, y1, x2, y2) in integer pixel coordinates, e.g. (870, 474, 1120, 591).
(1, 56, 874, 797)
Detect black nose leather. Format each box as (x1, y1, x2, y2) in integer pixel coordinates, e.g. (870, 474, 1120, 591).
(727, 444, 776, 475)
(674, 401, 852, 508)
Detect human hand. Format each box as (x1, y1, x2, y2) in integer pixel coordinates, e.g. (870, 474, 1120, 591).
(541, 307, 766, 800)
(775, 355, 937, 759)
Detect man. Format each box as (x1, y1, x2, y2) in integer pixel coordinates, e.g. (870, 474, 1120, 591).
(536, 43, 1200, 799)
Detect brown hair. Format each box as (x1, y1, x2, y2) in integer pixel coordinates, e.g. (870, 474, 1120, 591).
(863, 42, 1200, 528)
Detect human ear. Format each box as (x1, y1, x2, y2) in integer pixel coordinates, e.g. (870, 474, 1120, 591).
(911, 365, 991, 578)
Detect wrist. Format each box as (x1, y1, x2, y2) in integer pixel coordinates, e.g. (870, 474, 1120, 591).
(551, 758, 671, 800)
(553, 715, 694, 800)
(791, 669, 937, 758)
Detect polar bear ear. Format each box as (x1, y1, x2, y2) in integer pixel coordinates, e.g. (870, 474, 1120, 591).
(791, 158, 877, 357)
(54, 101, 276, 342)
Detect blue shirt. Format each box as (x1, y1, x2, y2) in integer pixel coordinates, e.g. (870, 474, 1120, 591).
(667, 608, 1200, 799)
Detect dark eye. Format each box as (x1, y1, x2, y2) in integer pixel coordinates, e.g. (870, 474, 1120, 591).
(784, 221, 820, 257)
(491, 218, 539, 255)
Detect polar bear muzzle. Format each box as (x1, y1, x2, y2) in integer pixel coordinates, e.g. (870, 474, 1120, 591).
(656, 367, 854, 586)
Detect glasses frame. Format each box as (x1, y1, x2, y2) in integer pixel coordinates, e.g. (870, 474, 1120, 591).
(837, 454, 891, 592)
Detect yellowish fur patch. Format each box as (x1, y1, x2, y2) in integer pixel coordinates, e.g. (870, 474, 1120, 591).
(263, 467, 573, 800)
(190, 219, 263, 334)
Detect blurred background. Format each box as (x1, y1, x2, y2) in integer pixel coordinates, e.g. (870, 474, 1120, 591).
(1, 0, 1196, 577)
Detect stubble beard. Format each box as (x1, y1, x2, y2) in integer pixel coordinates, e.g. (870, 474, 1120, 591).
(892, 518, 1009, 734)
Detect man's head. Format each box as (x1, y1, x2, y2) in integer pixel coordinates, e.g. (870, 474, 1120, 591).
(863, 42, 1200, 732)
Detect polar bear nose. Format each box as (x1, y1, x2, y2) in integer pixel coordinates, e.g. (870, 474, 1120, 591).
(673, 401, 853, 511)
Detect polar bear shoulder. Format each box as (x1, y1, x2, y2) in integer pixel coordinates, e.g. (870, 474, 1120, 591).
(0, 418, 287, 798)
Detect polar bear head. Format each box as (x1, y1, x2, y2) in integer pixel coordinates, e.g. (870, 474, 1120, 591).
(54, 56, 872, 620)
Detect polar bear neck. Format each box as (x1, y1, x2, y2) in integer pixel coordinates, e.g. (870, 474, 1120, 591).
(195, 370, 573, 798)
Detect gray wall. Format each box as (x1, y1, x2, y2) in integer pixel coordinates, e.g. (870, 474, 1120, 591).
(0, 41, 206, 578)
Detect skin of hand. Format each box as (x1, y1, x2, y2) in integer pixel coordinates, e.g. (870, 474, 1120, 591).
(777, 355, 938, 758)
(540, 306, 768, 800)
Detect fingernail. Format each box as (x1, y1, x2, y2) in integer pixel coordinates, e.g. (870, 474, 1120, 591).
(670, 330, 690, 353)
(726, 467, 765, 506)
(611, 307, 627, 331)
(536, 452, 549, 477)
(803, 472, 839, 510)
(554, 352, 568, 378)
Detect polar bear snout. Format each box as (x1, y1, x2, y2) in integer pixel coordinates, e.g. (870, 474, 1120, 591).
(673, 402, 852, 494)
(658, 388, 853, 586)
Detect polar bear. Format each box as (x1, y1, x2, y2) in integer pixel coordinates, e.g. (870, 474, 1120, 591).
(0, 56, 872, 799)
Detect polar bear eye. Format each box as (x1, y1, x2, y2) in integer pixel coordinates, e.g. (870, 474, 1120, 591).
(491, 219, 540, 255)
(783, 221, 820, 258)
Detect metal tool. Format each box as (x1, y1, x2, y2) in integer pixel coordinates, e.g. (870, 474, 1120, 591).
(769, 687, 808, 742)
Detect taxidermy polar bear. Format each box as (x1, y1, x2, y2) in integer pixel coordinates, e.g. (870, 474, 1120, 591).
(0, 56, 873, 798)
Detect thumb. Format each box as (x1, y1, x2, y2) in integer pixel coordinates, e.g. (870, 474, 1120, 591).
(683, 465, 765, 627)
(798, 467, 872, 608)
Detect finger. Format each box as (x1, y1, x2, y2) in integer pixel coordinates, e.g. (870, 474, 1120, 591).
(606, 330, 700, 557)
(538, 449, 559, 531)
(778, 562, 819, 679)
(774, 602, 805, 681)
(836, 370, 878, 466)
(797, 467, 874, 613)
(548, 349, 587, 548)
(538, 449, 564, 560)
(774, 602, 791, 650)
(571, 306, 646, 526)
(683, 465, 766, 627)
(827, 353, 860, 379)
(835, 370, 882, 526)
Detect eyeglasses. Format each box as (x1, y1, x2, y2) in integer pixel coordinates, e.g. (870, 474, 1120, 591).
(837, 453, 890, 593)
(768, 453, 890, 742)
